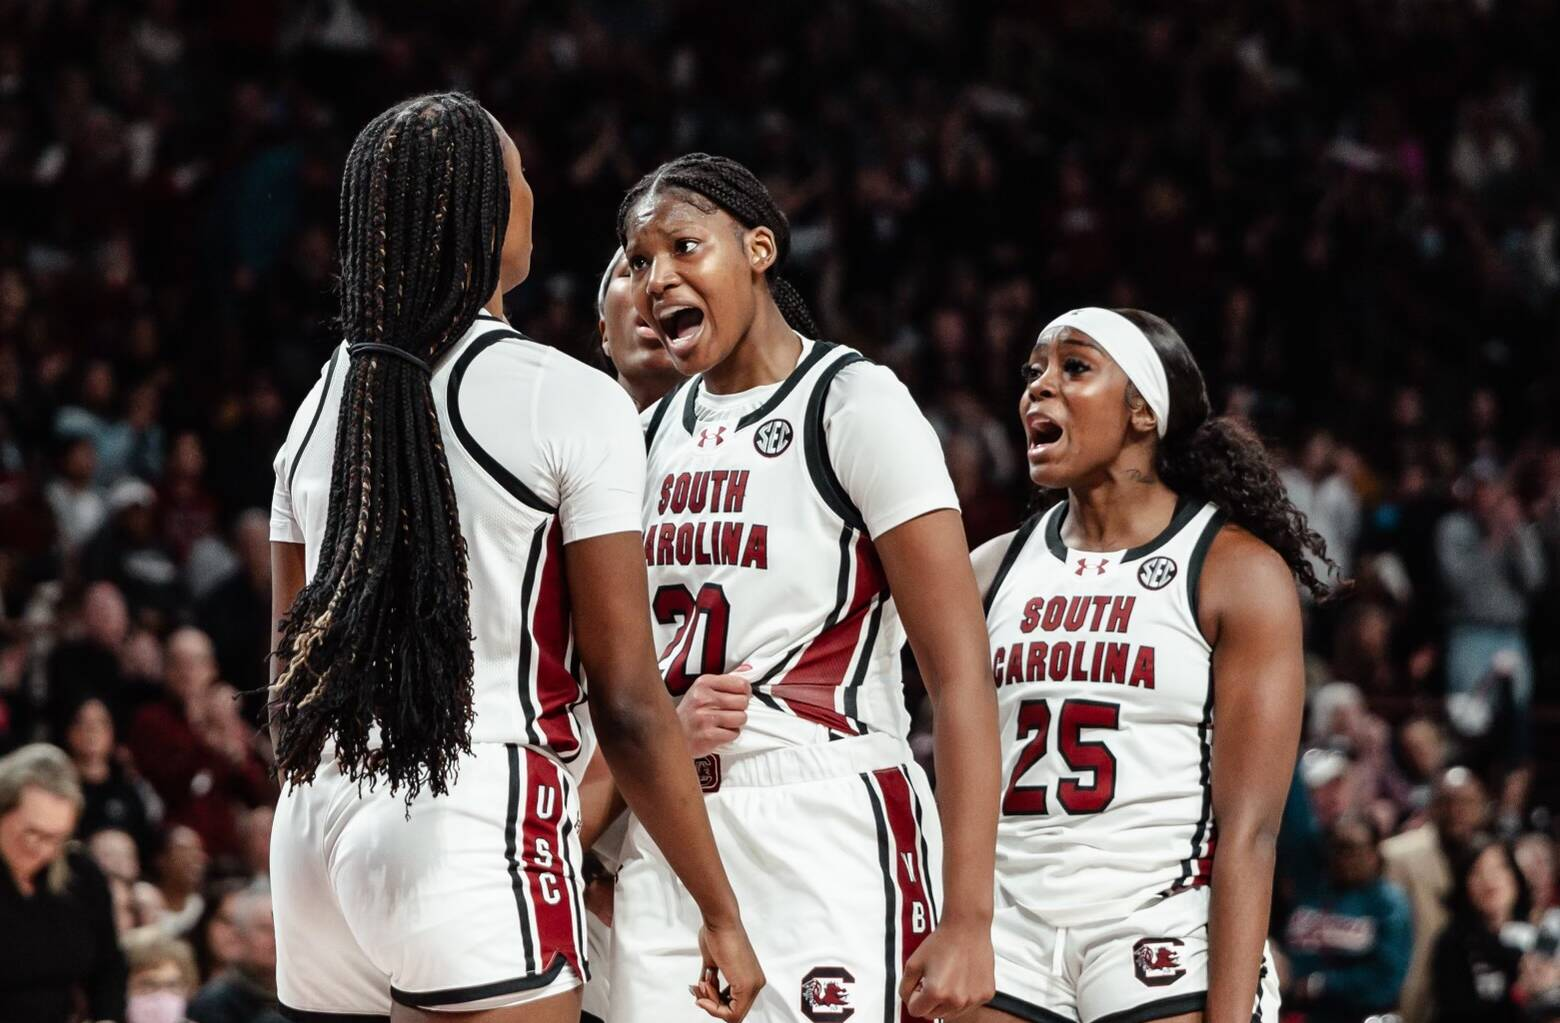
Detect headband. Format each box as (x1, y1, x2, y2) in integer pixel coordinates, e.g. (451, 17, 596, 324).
(349, 342, 431, 375)
(596, 247, 626, 318)
(1038, 307, 1170, 437)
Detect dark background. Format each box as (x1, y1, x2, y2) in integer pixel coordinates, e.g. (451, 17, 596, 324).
(1, 1, 1558, 1020)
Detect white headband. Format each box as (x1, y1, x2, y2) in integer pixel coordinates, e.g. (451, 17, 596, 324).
(596, 247, 626, 317)
(1038, 307, 1170, 437)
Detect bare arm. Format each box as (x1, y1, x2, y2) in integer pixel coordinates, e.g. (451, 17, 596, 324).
(566, 530, 763, 1019)
(876, 508, 999, 1019)
(578, 748, 627, 852)
(1200, 527, 1305, 1023)
(268, 541, 307, 748)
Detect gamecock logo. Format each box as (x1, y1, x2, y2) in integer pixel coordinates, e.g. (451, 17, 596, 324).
(754, 418, 794, 457)
(1137, 556, 1178, 590)
(800, 966, 856, 1021)
(1133, 937, 1186, 987)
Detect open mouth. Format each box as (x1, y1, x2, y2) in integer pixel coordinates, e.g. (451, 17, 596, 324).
(1027, 414, 1064, 456)
(657, 306, 705, 348)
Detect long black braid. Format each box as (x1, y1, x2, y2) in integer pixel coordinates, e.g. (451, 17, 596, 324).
(271, 93, 508, 801)
(614, 153, 820, 336)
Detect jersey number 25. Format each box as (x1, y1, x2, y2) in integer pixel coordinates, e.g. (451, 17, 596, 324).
(1003, 698, 1120, 816)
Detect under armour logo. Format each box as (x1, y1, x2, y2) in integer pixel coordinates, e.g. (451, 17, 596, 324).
(698, 426, 727, 448)
(1076, 558, 1109, 576)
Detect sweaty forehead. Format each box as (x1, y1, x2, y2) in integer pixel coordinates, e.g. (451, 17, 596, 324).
(626, 189, 730, 239)
(1030, 326, 1106, 356)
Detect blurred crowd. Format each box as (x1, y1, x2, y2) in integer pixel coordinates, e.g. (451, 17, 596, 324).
(0, 0, 1557, 1020)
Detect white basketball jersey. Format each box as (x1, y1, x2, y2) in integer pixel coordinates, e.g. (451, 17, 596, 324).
(272, 313, 643, 776)
(640, 340, 911, 757)
(984, 497, 1227, 926)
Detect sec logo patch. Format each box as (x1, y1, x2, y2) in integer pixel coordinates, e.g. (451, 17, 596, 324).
(754, 418, 794, 457)
(1137, 556, 1178, 590)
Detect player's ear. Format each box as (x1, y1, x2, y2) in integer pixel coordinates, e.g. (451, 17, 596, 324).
(744, 226, 778, 276)
(1128, 388, 1158, 437)
(598, 320, 612, 365)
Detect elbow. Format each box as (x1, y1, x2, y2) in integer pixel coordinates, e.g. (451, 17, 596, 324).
(590, 688, 662, 759)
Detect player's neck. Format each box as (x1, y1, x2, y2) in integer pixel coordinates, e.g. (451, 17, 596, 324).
(483, 288, 508, 323)
(1062, 470, 1180, 553)
(703, 300, 801, 395)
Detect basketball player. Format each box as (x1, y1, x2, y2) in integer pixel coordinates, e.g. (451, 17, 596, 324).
(970, 308, 1334, 1023)
(578, 247, 685, 1023)
(266, 95, 761, 1023)
(610, 154, 1000, 1023)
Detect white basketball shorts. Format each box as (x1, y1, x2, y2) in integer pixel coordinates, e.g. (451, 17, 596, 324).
(272, 742, 587, 1019)
(608, 732, 942, 1023)
(988, 885, 1280, 1023)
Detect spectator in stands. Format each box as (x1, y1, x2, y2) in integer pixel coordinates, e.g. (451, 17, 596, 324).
(1435, 474, 1547, 818)
(0, 743, 126, 1023)
(1516, 832, 1557, 922)
(43, 580, 128, 728)
(127, 629, 272, 863)
(1283, 429, 1363, 584)
(1279, 814, 1413, 1022)
(46, 436, 106, 557)
(65, 696, 154, 853)
(150, 824, 208, 940)
(192, 879, 250, 982)
(123, 929, 199, 1023)
(1385, 767, 1495, 1023)
(187, 881, 284, 1023)
(1429, 837, 1536, 1021)
(82, 477, 184, 629)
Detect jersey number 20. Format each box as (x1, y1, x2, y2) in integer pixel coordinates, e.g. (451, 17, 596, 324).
(1003, 698, 1120, 815)
(652, 583, 731, 696)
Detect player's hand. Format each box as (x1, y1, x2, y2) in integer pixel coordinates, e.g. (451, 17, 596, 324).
(899, 915, 995, 1020)
(693, 917, 765, 1021)
(678, 670, 751, 756)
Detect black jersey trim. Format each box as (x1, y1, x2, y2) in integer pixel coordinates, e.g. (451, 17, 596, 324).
(677, 338, 838, 435)
(280, 1008, 390, 1023)
(504, 743, 539, 975)
(861, 773, 898, 1023)
(642, 383, 682, 452)
(447, 328, 556, 514)
(1042, 494, 1198, 565)
(390, 953, 568, 1008)
(287, 345, 342, 496)
(1091, 991, 1207, 1023)
(804, 351, 869, 532)
(475, 310, 505, 324)
(1186, 509, 1227, 629)
(516, 525, 546, 747)
(1175, 662, 1217, 891)
(560, 812, 590, 980)
(987, 992, 1075, 1023)
(843, 598, 884, 725)
(983, 514, 1044, 615)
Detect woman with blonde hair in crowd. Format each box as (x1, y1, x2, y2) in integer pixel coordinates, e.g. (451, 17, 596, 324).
(0, 742, 127, 1023)
(123, 929, 200, 1023)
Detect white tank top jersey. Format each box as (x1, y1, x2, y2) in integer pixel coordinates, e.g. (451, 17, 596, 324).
(640, 337, 959, 759)
(982, 496, 1227, 927)
(269, 312, 646, 776)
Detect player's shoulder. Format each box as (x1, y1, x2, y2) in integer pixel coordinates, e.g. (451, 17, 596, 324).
(972, 528, 1021, 595)
(1203, 520, 1290, 587)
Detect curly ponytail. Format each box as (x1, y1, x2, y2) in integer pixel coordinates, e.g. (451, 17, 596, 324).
(615, 152, 820, 337)
(1116, 309, 1341, 601)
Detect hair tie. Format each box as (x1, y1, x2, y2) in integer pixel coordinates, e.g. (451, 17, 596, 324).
(349, 342, 432, 375)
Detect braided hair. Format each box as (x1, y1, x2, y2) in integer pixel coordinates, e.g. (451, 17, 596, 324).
(615, 153, 820, 337)
(271, 93, 509, 801)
